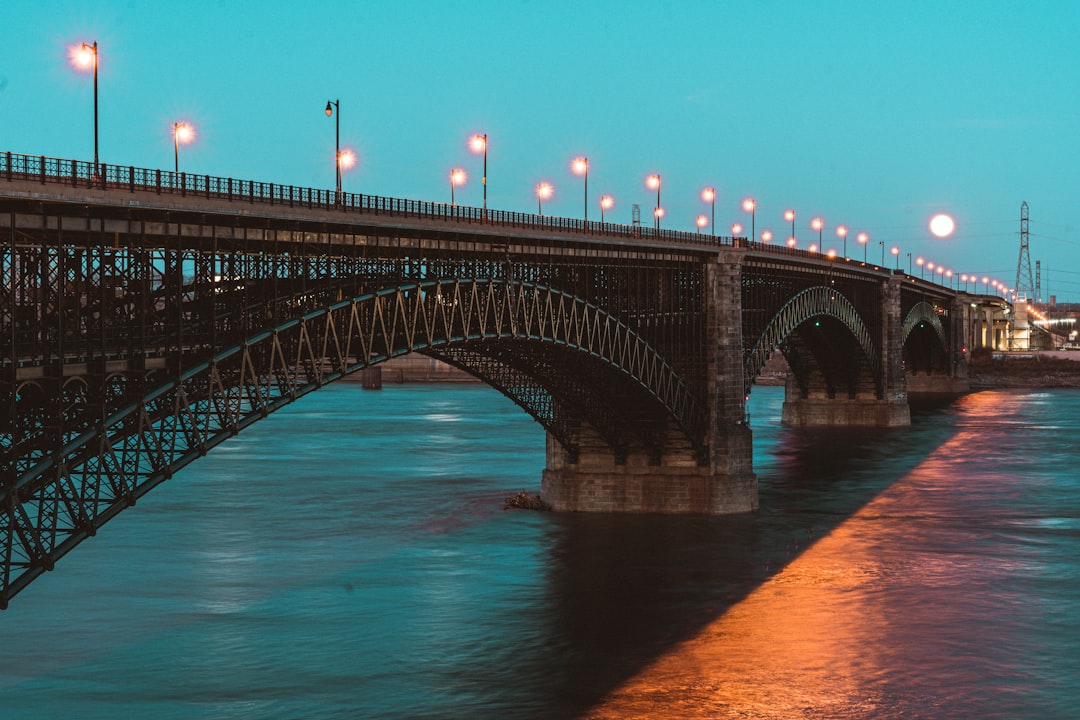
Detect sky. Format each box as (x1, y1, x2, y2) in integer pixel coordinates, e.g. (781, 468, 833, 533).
(2, 0, 1079, 301)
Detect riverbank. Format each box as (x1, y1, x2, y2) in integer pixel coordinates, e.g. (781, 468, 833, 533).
(968, 349, 1080, 389)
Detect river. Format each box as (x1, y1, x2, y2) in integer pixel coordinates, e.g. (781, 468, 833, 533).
(2, 383, 1079, 719)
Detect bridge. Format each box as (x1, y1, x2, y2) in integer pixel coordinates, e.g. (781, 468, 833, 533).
(0, 151, 1009, 607)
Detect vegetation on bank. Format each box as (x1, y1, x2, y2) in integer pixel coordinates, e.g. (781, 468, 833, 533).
(968, 348, 1080, 389)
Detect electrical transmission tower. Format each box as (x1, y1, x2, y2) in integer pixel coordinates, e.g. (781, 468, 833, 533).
(1014, 200, 1035, 301)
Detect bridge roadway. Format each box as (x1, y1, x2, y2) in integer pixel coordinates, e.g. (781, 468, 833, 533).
(0, 152, 1010, 607)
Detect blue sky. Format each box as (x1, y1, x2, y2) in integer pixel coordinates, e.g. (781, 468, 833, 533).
(3, 0, 1079, 300)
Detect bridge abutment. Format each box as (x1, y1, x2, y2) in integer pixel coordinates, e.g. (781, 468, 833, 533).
(541, 249, 758, 515)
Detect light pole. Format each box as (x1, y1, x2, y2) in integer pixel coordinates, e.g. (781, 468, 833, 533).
(906, 252, 912, 274)
(784, 209, 795, 245)
(916, 256, 925, 278)
(696, 215, 708, 234)
(600, 194, 613, 223)
(450, 168, 466, 205)
(173, 122, 193, 173)
(731, 223, 743, 237)
(811, 217, 823, 246)
(324, 99, 341, 196)
(646, 174, 661, 229)
(761, 230, 773, 243)
(879, 241, 885, 265)
(702, 187, 716, 236)
(857, 232, 869, 262)
(891, 245, 900, 269)
(536, 182, 553, 215)
(836, 225, 848, 258)
(743, 198, 756, 243)
(572, 157, 588, 221)
(75, 41, 99, 179)
(470, 133, 488, 216)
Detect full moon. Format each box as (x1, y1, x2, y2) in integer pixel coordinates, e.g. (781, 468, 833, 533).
(929, 213, 955, 238)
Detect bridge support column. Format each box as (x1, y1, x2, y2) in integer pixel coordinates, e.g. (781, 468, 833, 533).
(540, 250, 757, 515)
(782, 273, 910, 426)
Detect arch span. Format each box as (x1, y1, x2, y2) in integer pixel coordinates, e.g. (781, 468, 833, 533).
(901, 301, 947, 349)
(743, 285, 881, 396)
(1, 278, 702, 607)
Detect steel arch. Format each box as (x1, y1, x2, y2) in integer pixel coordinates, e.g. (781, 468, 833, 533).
(1, 278, 702, 607)
(901, 301, 947, 350)
(744, 285, 881, 396)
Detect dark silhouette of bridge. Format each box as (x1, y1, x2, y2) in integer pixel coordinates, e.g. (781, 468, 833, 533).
(0, 151, 1009, 607)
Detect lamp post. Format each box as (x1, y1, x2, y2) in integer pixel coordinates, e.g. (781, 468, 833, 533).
(857, 232, 869, 262)
(536, 182, 553, 215)
(761, 230, 773, 243)
(916, 256, 925, 277)
(600, 194, 613, 223)
(784, 209, 795, 245)
(891, 245, 900, 269)
(906, 252, 912, 274)
(879, 240, 885, 265)
(324, 99, 341, 196)
(572, 157, 588, 221)
(75, 41, 99, 179)
(702, 187, 716, 235)
(836, 225, 848, 258)
(173, 122, 193, 173)
(731, 223, 743, 237)
(646, 174, 661, 229)
(470, 133, 488, 216)
(450, 168, 466, 205)
(811, 217, 823, 246)
(742, 198, 756, 243)
(696, 215, 708, 234)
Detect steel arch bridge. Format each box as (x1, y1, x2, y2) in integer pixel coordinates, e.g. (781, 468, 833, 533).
(0, 151, 1005, 607)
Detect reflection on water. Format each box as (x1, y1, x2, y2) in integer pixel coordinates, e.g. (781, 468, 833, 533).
(0, 385, 1078, 719)
(587, 390, 1080, 719)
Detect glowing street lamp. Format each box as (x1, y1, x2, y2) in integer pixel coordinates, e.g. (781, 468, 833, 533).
(731, 222, 743, 236)
(173, 122, 194, 173)
(916, 256, 925, 278)
(470, 133, 488, 215)
(536, 181, 553, 215)
(599, 194, 614, 223)
(73, 40, 99, 178)
(449, 168, 466, 205)
(784, 209, 796, 244)
(572, 156, 588, 221)
(857, 232, 869, 262)
(654, 206, 665, 227)
(742, 198, 756, 244)
(787, 237, 797, 248)
(702, 187, 716, 235)
(810, 217, 823, 246)
(761, 229, 773, 243)
(646, 174, 661, 228)
(325, 99, 342, 195)
(891, 245, 900, 269)
(836, 225, 848, 258)
(696, 214, 708, 234)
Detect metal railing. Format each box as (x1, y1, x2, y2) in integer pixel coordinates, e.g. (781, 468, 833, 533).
(2, 150, 735, 250)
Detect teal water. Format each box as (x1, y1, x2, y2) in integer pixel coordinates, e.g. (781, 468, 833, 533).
(2, 384, 1079, 718)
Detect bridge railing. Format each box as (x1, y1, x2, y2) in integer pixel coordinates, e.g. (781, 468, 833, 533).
(2, 150, 734, 251)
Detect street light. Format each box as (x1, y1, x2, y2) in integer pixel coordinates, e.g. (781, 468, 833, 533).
(702, 187, 716, 235)
(696, 214, 708, 234)
(600, 194, 614, 222)
(836, 225, 848, 258)
(742, 198, 756, 244)
(173, 122, 194, 173)
(470, 133, 488, 216)
(761, 230, 773, 243)
(879, 240, 885, 265)
(811, 217, 823, 246)
(73, 40, 99, 179)
(536, 181, 553, 215)
(325, 99, 341, 196)
(646, 174, 661, 229)
(784, 209, 796, 244)
(857, 232, 869, 262)
(731, 223, 743, 236)
(916, 256, 925, 277)
(449, 168, 466, 205)
(906, 252, 912, 274)
(572, 156, 588, 221)
(654, 206, 665, 228)
(891, 245, 900, 269)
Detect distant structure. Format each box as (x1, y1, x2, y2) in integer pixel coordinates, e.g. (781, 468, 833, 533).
(1014, 200, 1035, 302)
(1035, 260, 1042, 304)
(632, 203, 641, 227)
